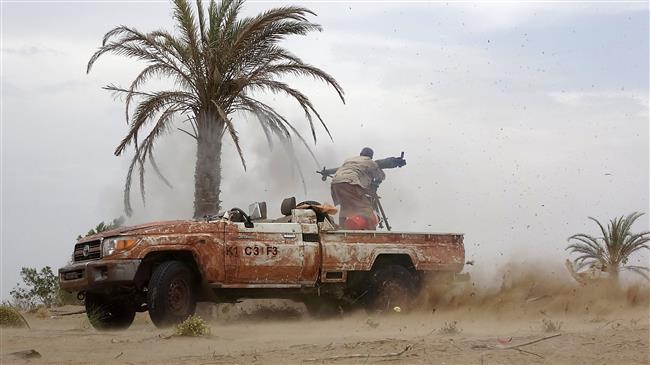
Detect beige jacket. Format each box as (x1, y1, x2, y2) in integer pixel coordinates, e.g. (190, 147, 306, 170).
(331, 156, 385, 190)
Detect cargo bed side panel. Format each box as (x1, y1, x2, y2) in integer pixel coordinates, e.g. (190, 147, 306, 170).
(320, 231, 464, 273)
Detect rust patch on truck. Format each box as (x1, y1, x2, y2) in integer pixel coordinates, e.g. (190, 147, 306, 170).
(321, 231, 464, 273)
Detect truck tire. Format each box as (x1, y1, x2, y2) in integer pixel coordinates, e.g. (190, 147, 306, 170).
(85, 292, 136, 330)
(366, 264, 416, 313)
(147, 261, 197, 328)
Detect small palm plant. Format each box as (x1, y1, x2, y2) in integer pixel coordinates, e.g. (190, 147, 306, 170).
(567, 212, 649, 282)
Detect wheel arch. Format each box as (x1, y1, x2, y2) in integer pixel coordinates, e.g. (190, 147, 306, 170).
(370, 251, 417, 272)
(134, 249, 203, 287)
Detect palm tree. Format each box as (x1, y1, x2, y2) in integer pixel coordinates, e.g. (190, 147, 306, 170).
(87, 0, 344, 218)
(567, 212, 650, 282)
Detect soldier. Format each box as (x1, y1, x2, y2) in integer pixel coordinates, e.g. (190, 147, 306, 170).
(330, 147, 385, 229)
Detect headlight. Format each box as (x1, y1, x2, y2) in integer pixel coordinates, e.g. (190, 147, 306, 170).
(102, 237, 139, 257)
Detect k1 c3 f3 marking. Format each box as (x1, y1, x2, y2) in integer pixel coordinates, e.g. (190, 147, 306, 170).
(226, 246, 279, 256)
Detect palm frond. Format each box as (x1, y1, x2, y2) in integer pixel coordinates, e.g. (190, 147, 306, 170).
(567, 234, 602, 254)
(123, 105, 179, 212)
(172, 0, 201, 64)
(245, 79, 328, 142)
(195, 0, 208, 45)
(621, 265, 650, 281)
(256, 62, 344, 102)
(212, 100, 246, 170)
(114, 90, 195, 156)
(568, 212, 649, 280)
(235, 95, 320, 166)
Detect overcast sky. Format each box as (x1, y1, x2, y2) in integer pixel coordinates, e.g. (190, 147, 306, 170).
(1, 1, 648, 299)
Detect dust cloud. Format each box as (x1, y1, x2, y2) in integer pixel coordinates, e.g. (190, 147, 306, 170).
(195, 262, 649, 324)
(417, 262, 649, 320)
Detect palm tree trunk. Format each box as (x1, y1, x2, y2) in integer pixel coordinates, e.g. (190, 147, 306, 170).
(193, 113, 224, 218)
(608, 265, 620, 286)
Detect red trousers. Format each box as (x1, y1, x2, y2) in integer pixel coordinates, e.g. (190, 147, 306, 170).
(331, 182, 376, 228)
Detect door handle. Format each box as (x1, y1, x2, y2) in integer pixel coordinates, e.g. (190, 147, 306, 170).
(283, 234, 296, 239)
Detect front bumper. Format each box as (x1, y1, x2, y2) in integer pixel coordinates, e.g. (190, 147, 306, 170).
(59, 259, 141, 292)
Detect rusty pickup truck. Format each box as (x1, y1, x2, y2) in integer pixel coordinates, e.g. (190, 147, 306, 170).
(59, 198, 465, 330)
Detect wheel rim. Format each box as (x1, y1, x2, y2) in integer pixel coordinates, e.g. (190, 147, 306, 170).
(168, 278, 190, 315)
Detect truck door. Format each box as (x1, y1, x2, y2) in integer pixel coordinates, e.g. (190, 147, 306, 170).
(224, 222, 304, 284)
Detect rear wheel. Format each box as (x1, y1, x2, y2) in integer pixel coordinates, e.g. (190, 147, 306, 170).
(147, 261, 197, 328)
(365, 265, 416, 313)
(85, 292, 136, 330)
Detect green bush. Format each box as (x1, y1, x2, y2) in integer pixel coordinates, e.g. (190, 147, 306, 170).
(10, 266, 81, 310)
(10, 267, 59, 309)
(175, 315, 210, 337)
(0, 305, 29, 328)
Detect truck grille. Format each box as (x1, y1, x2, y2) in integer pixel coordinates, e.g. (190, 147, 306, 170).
(73, 240, 101, 262)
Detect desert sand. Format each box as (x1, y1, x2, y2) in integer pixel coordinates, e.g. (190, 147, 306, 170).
(2, 267, 649, 365)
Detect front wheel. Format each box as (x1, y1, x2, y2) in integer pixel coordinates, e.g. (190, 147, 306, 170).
(365, 265, 416, 313)
(147, 261, 197, 328)
(85, 292, 136, 330)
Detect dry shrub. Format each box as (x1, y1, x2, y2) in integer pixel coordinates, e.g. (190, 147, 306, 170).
(541, 318, 563, 332)
(0, 305, 29, 328)
(438, 321, 461, 335)
(33, 306, 50, 319)
(175, 315, 210, 337)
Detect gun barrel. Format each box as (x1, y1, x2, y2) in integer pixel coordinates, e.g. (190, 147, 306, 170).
(375, 156, 407, 169)
(318, 153, 406, 179)
(320, 167, 339, 177)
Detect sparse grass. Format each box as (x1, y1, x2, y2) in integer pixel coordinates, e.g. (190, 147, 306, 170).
(438, 321, 461, 335)
(32, 306, 50, 319)
(175, 315, 210, 337)
(76, 307, 106, 330)
(0, 305, 29, 328)
(542, 318, 563, 332)
(85, 305, 108, 330)
(78, 317, 92, 330)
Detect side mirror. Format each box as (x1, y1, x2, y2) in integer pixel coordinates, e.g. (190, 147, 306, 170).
(248, 202, 267, 220)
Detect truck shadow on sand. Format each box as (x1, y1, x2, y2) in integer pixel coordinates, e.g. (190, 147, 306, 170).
(197, 300, 306, 323)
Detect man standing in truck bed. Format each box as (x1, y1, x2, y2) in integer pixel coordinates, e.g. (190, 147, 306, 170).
(331, 147, 385, 229)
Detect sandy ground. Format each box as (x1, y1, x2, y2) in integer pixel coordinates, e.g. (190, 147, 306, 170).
(2, 269, 649, 365)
